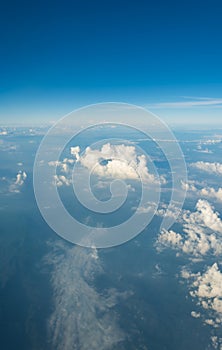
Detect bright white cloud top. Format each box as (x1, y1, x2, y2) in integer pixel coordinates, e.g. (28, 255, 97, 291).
(49, 143, 162, 185)
(182, 263, 222, 328)
(156, 199, 222, 257)
(182, 181, 222, 203)
(75, 143, 158, 183)
(9, 170, 27, 193)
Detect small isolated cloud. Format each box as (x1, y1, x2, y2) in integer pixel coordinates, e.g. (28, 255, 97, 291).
(191, 161, 222, 176)
(196, 144, 212, 154)
(182, 263, 222, 328)
(15, 171, 27, 186)
(49, 158, 74, 174)
(133, 201, 157, 214)
(53, 175, 71, 187)
(156, 199, 222, 258)
(9, 171, 27, 193)
(191, 311, 201, 319)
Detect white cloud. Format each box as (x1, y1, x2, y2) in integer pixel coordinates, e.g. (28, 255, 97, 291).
(191, 161, 222, 176)
(201, 139, 222, 145)
(49, 158, 74, 174)
(196, 144, 212, 154)
(15, 171, 27, 185)
(49, 143, 162, 187)
(157, 229, 183, 250)
(134, 201, 157, 214)
(78, 143, 158, 183)
(200, 187, 222, 202)
(191, 311, 200, 318)
(45, 241, 127, 350)
(156, 199, 222, 258)
(156, 202, 183, 221)
(185, 199, 222, 234)
(147, 97, 222, 109)
(181, 263, 222, 328)
(53, 175, 71, 187)
(181, 180, 197, 192)
(70, 146, 80, 162)
(211, 336, 222, 349)
(182, 181, 222, 202)
(9, 171, 27, 193)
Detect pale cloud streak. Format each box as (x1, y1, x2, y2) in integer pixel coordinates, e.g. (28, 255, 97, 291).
(147, 97, 222, 109)
(46, 240, 127, 350)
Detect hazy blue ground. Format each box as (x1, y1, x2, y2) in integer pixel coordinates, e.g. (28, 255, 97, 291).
(0, 126, 222, 350)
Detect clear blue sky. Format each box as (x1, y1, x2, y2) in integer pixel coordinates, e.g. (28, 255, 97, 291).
(1, 0, 222, 125)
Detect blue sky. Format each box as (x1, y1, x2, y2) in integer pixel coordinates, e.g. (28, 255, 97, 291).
(0, 0, 222, 125)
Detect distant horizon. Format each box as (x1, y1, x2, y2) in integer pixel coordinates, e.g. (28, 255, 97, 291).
(1, 0, 222, 127)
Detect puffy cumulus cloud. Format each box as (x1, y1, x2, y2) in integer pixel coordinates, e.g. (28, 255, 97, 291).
(191, 311, 200, 318)
(53, 175, 71, 187)
(76, 143, 159, 184)
(134, 201, 157, 214)
(9, 171, 27, 193)
(156, 202, 184, 222)
(15, 171, 27, 185)
(157, 229, 183, 250)
(181, 181, 222, 203)
(156, 200, 222, 258)
(185, 199, 222, 234)
(48, 143, 164, 187)
(70, 146, 80, 162)
(181, 180, 198, 193)
(211, 336, 222, 349)
(49, 158, 74, 174)
(191, 161, 222, 176)
(200, 187, 222, 202)
(49, 158, 75, 187)
(45, 240, 128, 350)
(181, 263, 222, 328)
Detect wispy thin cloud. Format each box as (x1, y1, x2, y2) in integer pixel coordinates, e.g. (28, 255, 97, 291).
(45, 240, 127, 350)
(147, 97, 222, 109)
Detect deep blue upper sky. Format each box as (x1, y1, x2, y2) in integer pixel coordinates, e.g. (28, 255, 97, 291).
(1, 0, 222, 124)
